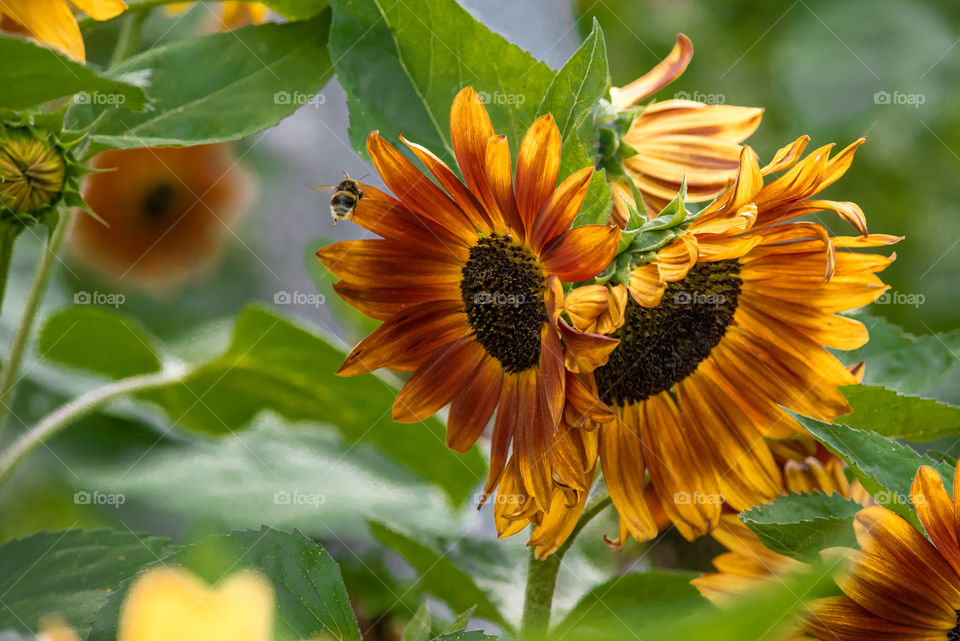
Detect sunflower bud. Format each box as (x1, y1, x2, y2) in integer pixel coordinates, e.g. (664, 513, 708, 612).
(0, 134, 66, 216)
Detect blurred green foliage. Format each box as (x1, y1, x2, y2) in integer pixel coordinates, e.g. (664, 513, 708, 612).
(578, 0, 960, 332)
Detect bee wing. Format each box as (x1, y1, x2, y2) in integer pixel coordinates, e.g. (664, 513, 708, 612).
(307, 183, 338, 193)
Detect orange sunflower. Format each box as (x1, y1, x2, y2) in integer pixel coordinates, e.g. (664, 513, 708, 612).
(317, 87, 621, 532)
(803, 460, 960, 641)
(70, 144, 253, 291)
(560, 136, 899, 546)
(693, 452, 872, 605)
(606, 34, 763, 224)
(0, 0, 126, 61)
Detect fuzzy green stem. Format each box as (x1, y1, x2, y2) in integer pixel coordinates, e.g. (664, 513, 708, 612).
(0, 369, 182, 484)
(110, 10, 149, 67)
(0, 221, 24, 318)
(0, 209, 73, 444)
(520, 494, 612, 639)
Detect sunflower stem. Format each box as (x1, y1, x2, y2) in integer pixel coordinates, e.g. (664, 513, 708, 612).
(0, 209, 73, 445)
(0, 221, 24, 319)
(520, 493, 612, 639)
(110, 10, 149, 67)
(0, 369, 183, 485)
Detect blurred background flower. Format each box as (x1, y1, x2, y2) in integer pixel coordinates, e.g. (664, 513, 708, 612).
(166, 2, 269, 31)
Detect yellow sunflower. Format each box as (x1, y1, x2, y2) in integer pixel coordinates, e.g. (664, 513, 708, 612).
(803, 460, 960, 641)
(607, 34, 763, 224)
(561, 136, 899, 545)
(317, 87, 621, 532)
(693, 452, 872, 604)
(0, 0, 126, 61)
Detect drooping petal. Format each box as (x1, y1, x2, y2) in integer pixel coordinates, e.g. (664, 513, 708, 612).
(610, 33, 693, 110)
(540, 224, 620, 282)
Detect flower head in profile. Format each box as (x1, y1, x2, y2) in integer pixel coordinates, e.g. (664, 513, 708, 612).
(317, 87, 621, 543)
(0, 0, 127, 60)
(561, 136, 898, 546)
(70, 144, 254, 292)
(803, 459, 960, 641)
(602, 34, 762, 225)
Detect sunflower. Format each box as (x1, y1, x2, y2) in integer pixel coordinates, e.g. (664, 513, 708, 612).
(803, 460, 960, 641)
(0, 0, 126, 61)
(561, 136, 899, 545)
(166, 2, 268, 31)
(70, 144, 253, 291)
(606, 34, 763, 225)
(317, 87, 621, 535)
(692, 452, 872, 605)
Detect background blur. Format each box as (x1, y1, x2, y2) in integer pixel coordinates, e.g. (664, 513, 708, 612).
(1, 0, 956, 633)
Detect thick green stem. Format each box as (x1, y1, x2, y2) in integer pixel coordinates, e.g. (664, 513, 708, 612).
(0, 209, 73, 443)
(0, 369, 182, 485)
(520, 494, 612, 639)
(0, 221, 24, 318)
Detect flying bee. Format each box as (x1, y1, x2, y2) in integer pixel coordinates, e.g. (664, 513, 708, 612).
(309, 172, 364, 225)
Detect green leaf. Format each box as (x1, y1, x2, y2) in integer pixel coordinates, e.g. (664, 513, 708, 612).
(842, 312, 960, 405)
(841, 384, 960, 441)
(37, 307, 162, 379)
(0, 529, 170, 633)
(366, 521, 508, 629)
(329, 0, 554, 165)
(537, 20, 612, 228)
(740, 492, 862, 559)
(797, 414, 955, 527)
(67, 15, 334, 149)
(0, 35, 148, 110)
(432, 633, 497, 641)
(442, 607, 476, 634)
(553, 571, 704, 640)
(403, 601, 431, 641)
(89, 527, 361, 641)
(37, 304, 485, 506)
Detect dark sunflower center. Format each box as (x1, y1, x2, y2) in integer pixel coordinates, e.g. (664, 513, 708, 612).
(595, 260, 742, 405)
(142, 182, 178, 220)
(460, 233, 547, 373)
(949, 612, 960, 641)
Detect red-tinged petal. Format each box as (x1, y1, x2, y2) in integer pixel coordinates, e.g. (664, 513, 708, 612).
(515, 114, 561, 236)
(450, 88, 500, 216)
(540, 225, 620, 282)
(332, 280, 458, 321)
(392, 338, 488, 422)
(513, 369, 553, 506)
(351, 196, 468, 253)
(484, 134, 525, 234)
(610, 34, 693, 110)
(540, 326, 564, 427)
(401, 133, 496, 232)
(529, 166, 594, 252)
(316, 239, 462, 286)
(484, 374, 519, 497)
(366, 132, 477, 240)
(559, 320, 619, 373)
(802, 596, 943, 641)
(447, 352, 503, 452)
(338, 301, 469, 375)
(911, 466, 960, 578)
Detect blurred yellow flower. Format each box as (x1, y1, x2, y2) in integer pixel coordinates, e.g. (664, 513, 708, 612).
(0, 0, 127, 61)
(167, 2, 268, 31)
(118, 567, 274, 641)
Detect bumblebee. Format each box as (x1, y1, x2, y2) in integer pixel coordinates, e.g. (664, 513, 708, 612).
(309, 173, 364, 225)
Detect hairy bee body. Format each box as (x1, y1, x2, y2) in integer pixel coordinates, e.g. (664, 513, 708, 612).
(309, 174, 364, 225)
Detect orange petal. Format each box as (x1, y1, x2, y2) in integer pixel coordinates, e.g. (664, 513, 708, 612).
(515, 114, 561, 236)
(911, 466, 960, 578)
(599, 405, 659, 541)
(447, 352, 503, 452)
(802, 596, 942, 641)
(393, 338, 488, 422)
(451, 87, 500, 217)
(7, 0, 85, 60)
(316, 239, 462, 286)
(483, 134, 525, 234)
(529, 166, 594, 253)
(610, 33, 693, 109)
(540, 224, 619, 282)
(70, 0, 127, 20)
